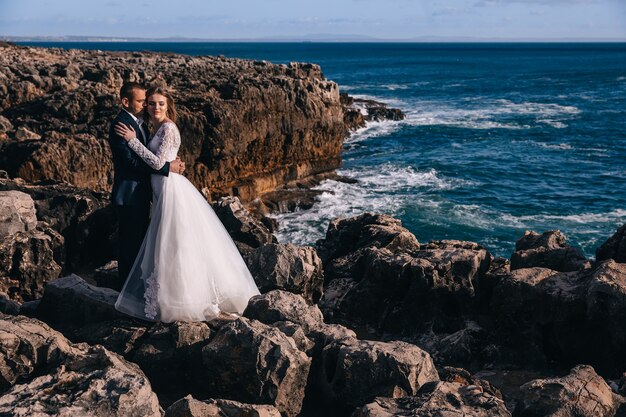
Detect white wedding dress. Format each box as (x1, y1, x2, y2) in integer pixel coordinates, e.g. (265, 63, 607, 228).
(114, 121, 260, 322)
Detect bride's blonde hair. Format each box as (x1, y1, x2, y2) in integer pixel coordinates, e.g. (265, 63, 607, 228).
(144, 86, 178, 124)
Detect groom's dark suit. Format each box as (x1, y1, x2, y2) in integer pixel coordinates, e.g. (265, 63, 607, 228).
(108, 109, 169, 290)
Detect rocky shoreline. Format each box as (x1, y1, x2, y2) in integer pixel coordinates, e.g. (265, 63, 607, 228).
(1, 43, 625, 416)
(0, 43, 403, 212)
(1, 174, 626, 416)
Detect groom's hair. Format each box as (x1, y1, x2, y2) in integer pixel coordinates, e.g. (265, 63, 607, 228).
(120, 82, 145, 100)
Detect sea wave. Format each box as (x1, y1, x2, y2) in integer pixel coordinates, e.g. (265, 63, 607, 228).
(271, 164, 473, 245)
(345, 119, 403, 145)
(401, 99, 581, 130)
(349, 93, 406, 107)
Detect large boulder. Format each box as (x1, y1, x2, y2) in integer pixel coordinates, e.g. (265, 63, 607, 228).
(490, 267, 589, 368)
(518, 365, 621, 417)
(130, 321, 213, 402)
(597, 224, 626, 263)
(316, 213, 420, 281)
(165, 395, 281, 417)
(319, 338, 439, 409)
(212, 196, 277, 255)
(353, 381, 511, 417)
(36, 274, 123, 328)
(0, 190, 37, 237)
(0, 227, 63, 302)
(246, 243, 324, 303)
(200, 317, 311, 417)
(320, 239, 491, 335)
(0, 177, 117, 272)
(511, 230, 589, 272)
(0, 314, 161, 416)
(243, 289, 324, 333)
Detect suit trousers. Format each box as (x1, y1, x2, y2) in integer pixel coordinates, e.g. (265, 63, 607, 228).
(116, 203, 150, 291)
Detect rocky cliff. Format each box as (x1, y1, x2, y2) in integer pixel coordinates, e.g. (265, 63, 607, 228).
(0, 43, 348, 202)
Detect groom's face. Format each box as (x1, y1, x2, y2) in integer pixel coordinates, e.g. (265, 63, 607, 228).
(122, 88, 146, 117)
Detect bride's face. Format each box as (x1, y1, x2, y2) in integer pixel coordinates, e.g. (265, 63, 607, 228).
(147, 93, 168, 122)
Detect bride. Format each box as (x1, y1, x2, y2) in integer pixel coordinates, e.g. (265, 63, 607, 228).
(113, 86, 260, 322)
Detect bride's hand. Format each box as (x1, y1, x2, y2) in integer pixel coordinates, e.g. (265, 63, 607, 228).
(114, 123, 136, 142)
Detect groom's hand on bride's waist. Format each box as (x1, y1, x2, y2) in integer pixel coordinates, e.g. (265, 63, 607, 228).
(170, 157, 185, 175)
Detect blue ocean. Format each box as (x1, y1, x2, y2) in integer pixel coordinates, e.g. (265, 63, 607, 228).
(20, 42, 626, 257)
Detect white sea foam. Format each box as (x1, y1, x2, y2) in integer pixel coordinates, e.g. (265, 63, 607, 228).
(537, 142, 573, 150)
(349, 94, 406, 107)
(345, 119, 403, 146)
(271, 164, 473, 245)
(401, 99, 581, 130)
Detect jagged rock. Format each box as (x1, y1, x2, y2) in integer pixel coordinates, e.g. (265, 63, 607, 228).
(130, 321, 213, 403)
(318, 277, 357, 321)
(340, 94, 406, 131)
(0, 293, 19, 315)
(321, 240, 490, 335)
(414, 240, 492, 296)
(71, 318, 149, 355)
(201, 317, 310, 417)
(597, 224, 626, 263)
(165, 395, 281, 417)
(0, 177, 117, 272)
(418, 321, 494, 368)
(319, 338, 439, 409)
(490, 262, 626, 373)
(0, 116, 13, 133)
(0, 44, 347, 203)
(0, 190, 37, 237)
(0, 227, 63, 302)
(586, 260, 626, 367)
(0, 314, 160, 417)
(438, 366, 503, 399)
(511, 230, 589, 272)
(212, 196, 277, 254)
(36, 274, 123, 327)
(317, 213, 420, 269)
(246, 243, 324, 303)
(93, 259, 119, 289)
(518, 365, 621, 417)
(490, 267, 589, 367)
(0, 344, 161, 417)
(14, 126, 41, 141)
(353, 381, 511, 417)
(0, 313, 74, 390)
(272, 320, 316, 353)
(243, 289, 324, 333)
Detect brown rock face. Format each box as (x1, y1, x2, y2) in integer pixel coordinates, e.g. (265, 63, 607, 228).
(200, 317, 311, 417)
(0, 227, 63, 302)
(353, 381, 512, 417)
(319, 338, 440, 409)
(0, 43, 346, 202)
(0, 177, 117, 273)
(246, 243, 324, 303)
(165, 395, 282, 417)
(0, 314, 161, 416)
(511, 230, 589, 272)
(0, 191, 37, 237)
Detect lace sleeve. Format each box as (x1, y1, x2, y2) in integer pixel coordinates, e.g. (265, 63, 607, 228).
(127, 123, 181, 170)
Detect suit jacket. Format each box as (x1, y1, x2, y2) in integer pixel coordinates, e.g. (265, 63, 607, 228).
(108, 110, 170, 206)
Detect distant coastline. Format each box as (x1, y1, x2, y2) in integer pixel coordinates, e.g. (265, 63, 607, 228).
(2, 35, 626, 43)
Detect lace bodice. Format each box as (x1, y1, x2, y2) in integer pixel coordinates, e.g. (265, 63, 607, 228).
(127, 122, 180, 170)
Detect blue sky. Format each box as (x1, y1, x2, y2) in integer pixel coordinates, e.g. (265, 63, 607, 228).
(0, 0, 624, 40)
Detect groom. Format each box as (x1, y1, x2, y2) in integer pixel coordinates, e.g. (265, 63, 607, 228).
(108, 81, 185, 290)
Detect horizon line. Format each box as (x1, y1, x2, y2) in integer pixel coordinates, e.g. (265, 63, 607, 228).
(2, 35, 626, 43)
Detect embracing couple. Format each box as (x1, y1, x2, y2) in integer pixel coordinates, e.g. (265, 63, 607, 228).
(108, 82, 260, 323)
